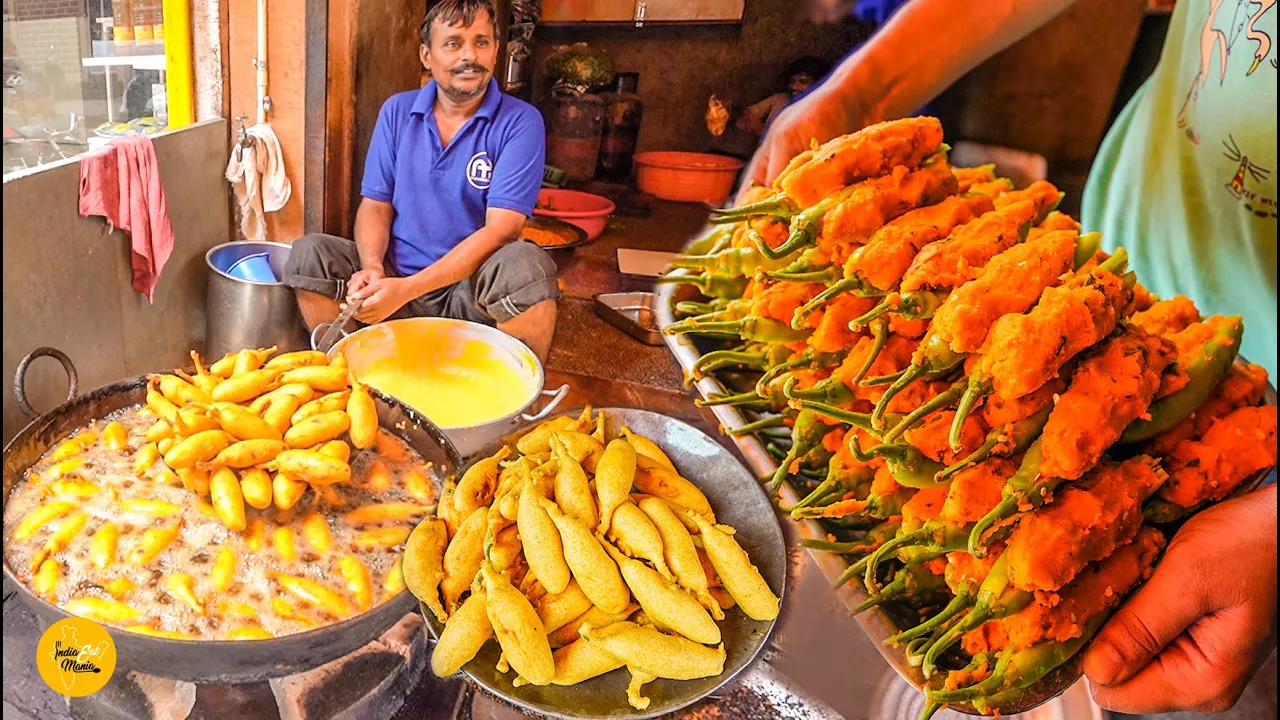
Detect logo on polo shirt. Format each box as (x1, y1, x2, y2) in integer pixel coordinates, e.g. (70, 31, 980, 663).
(467, 152, 493, 190)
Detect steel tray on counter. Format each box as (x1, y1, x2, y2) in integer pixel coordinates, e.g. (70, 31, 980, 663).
(594, 292, 665, 346)
(654, 274, 1277, 717)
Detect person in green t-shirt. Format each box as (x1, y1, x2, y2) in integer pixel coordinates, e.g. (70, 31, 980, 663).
(738, 0, 1277, 714)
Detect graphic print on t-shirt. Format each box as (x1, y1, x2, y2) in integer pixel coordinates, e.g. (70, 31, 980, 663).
(1175, 0, 1277, 218)
(1176, 0, 1274, 144)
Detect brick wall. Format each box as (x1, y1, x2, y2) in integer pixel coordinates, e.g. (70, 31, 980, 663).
(8, 17, 85, 67)
(10, 0, 86, 20)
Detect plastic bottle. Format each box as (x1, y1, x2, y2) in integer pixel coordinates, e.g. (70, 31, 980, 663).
(112, 0, 136, 47)
(132, 0, 155, 44)
(153, 1, 165, 44)
(597, 72, 644, 181)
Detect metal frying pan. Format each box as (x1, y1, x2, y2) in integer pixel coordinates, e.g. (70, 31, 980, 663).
(2, 347, 464, 683)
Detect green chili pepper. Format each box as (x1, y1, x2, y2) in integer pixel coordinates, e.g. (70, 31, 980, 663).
(882, 378, 969, 443)
(906, 615, 969, 668)
(787, 273, 885, 327)
(766, 409, 831, 493)
(727, 413, 793, 437)
(787, 399, 896, 437)
(671, 245, 795, 276)
(674, 299, 728, 317)
(1072, 231, 1102, 269)
(654, 271, 750, 300)
(755, 183, 864, 259)
(852, 562, 949, 615)
(785, 456, 876, 511)
(1119, 315, 1244, 443)
(670, 316, 813, 345)
(691, 343, 794, 379)
(848, 431, 950, 490)
(762, 246, 838, 281)
(689, 343, 749, 375)
(706, 192, 799, 222)
(663, 312, 744, 337)
(862, 518, 971, 593)
(698, 382, 787, 412)
(782, 374, 856, 408)
(755, 348, 847, 396)
(683, 225, 735, 255)
(930, 613, 1107, 709)
(821, 515, 882, 531)
(886, 584, 977, 647)
(966, 438, 1060, 557)
(938, 404, 1051, 482)
(846, 317, 892, 384)
(850, 290, 948, 331)
(922, 554, 1034, 678)
(791, 479, 914, 521)
(871, 331, 967, 429)
(824, 518, 907, 588)
(802, 517, 901, 555)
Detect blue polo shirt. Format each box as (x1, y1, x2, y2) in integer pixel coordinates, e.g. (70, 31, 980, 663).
(360, 78, 546, 276)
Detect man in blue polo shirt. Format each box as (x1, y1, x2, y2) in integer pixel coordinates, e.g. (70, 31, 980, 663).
(284, 0, 558, 359)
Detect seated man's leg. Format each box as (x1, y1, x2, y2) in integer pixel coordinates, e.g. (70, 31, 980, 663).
(453, 240, 560, 361)
(282, 233, 363, 331)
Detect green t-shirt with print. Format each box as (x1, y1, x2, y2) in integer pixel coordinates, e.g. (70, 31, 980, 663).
(1082, 0, 1277, 380)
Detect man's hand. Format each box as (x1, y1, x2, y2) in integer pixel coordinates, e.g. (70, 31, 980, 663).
(735, 84, 872, 205)
(1083, 483, 1278, 714)
(347, 267, 385, 299)
(346, 276, 414, 324)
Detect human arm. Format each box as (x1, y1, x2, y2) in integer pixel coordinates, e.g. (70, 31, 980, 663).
(736, 94, 786, 135)
(738, 0, 1078, 201)
(346, 199, 394, 296)
(1082, 483, 1278, 714)
(349, 208, 526, 323)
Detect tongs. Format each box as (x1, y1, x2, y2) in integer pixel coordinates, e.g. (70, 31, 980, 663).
(313, 297, 363, 354)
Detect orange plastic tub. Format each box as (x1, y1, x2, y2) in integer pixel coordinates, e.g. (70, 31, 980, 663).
(633, 151, 745, 205)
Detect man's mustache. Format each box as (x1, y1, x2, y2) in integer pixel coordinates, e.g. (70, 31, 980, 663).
(451, 63, 489, 76)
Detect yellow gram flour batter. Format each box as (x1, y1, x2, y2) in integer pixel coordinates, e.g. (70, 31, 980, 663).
(353, 337, 533, 428)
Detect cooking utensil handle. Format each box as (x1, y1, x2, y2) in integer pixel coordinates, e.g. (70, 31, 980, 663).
(311, 320, 350, 352)
(520, 383, 570, 423)
(14, 347, 79, 420)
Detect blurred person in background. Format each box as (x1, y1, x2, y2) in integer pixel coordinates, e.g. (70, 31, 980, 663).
(735, 56, 833, 137)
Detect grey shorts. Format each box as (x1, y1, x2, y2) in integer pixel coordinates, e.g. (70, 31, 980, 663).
(283, 233, 560, 325)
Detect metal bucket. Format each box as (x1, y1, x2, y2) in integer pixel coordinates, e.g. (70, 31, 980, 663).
(205, 241, 309, 360)
(326, 318, 568, 458)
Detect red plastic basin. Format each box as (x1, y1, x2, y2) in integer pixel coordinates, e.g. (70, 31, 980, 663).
(533, 189, 616, 241)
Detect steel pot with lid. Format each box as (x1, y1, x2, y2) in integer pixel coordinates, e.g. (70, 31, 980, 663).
(322, 318, 569, 458)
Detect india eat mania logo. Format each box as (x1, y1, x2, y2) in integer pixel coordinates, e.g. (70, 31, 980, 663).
(36, 618, 117, 697)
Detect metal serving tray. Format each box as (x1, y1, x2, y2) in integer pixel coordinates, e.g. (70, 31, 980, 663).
(594, 292, 666, 346)
(655, 273, 1277, 717)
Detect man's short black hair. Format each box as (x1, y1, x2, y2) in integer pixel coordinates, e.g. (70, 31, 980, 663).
(787, 56, 831, 80)
(420, 0, 496, 46)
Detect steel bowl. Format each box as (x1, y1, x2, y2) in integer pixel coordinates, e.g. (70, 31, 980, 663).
(422, 407, 788, 719)
(325, 318, 569, 458)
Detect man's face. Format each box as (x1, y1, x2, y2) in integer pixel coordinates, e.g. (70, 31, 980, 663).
(788, 73, 817, 98)
(420, 11, 498, 103)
